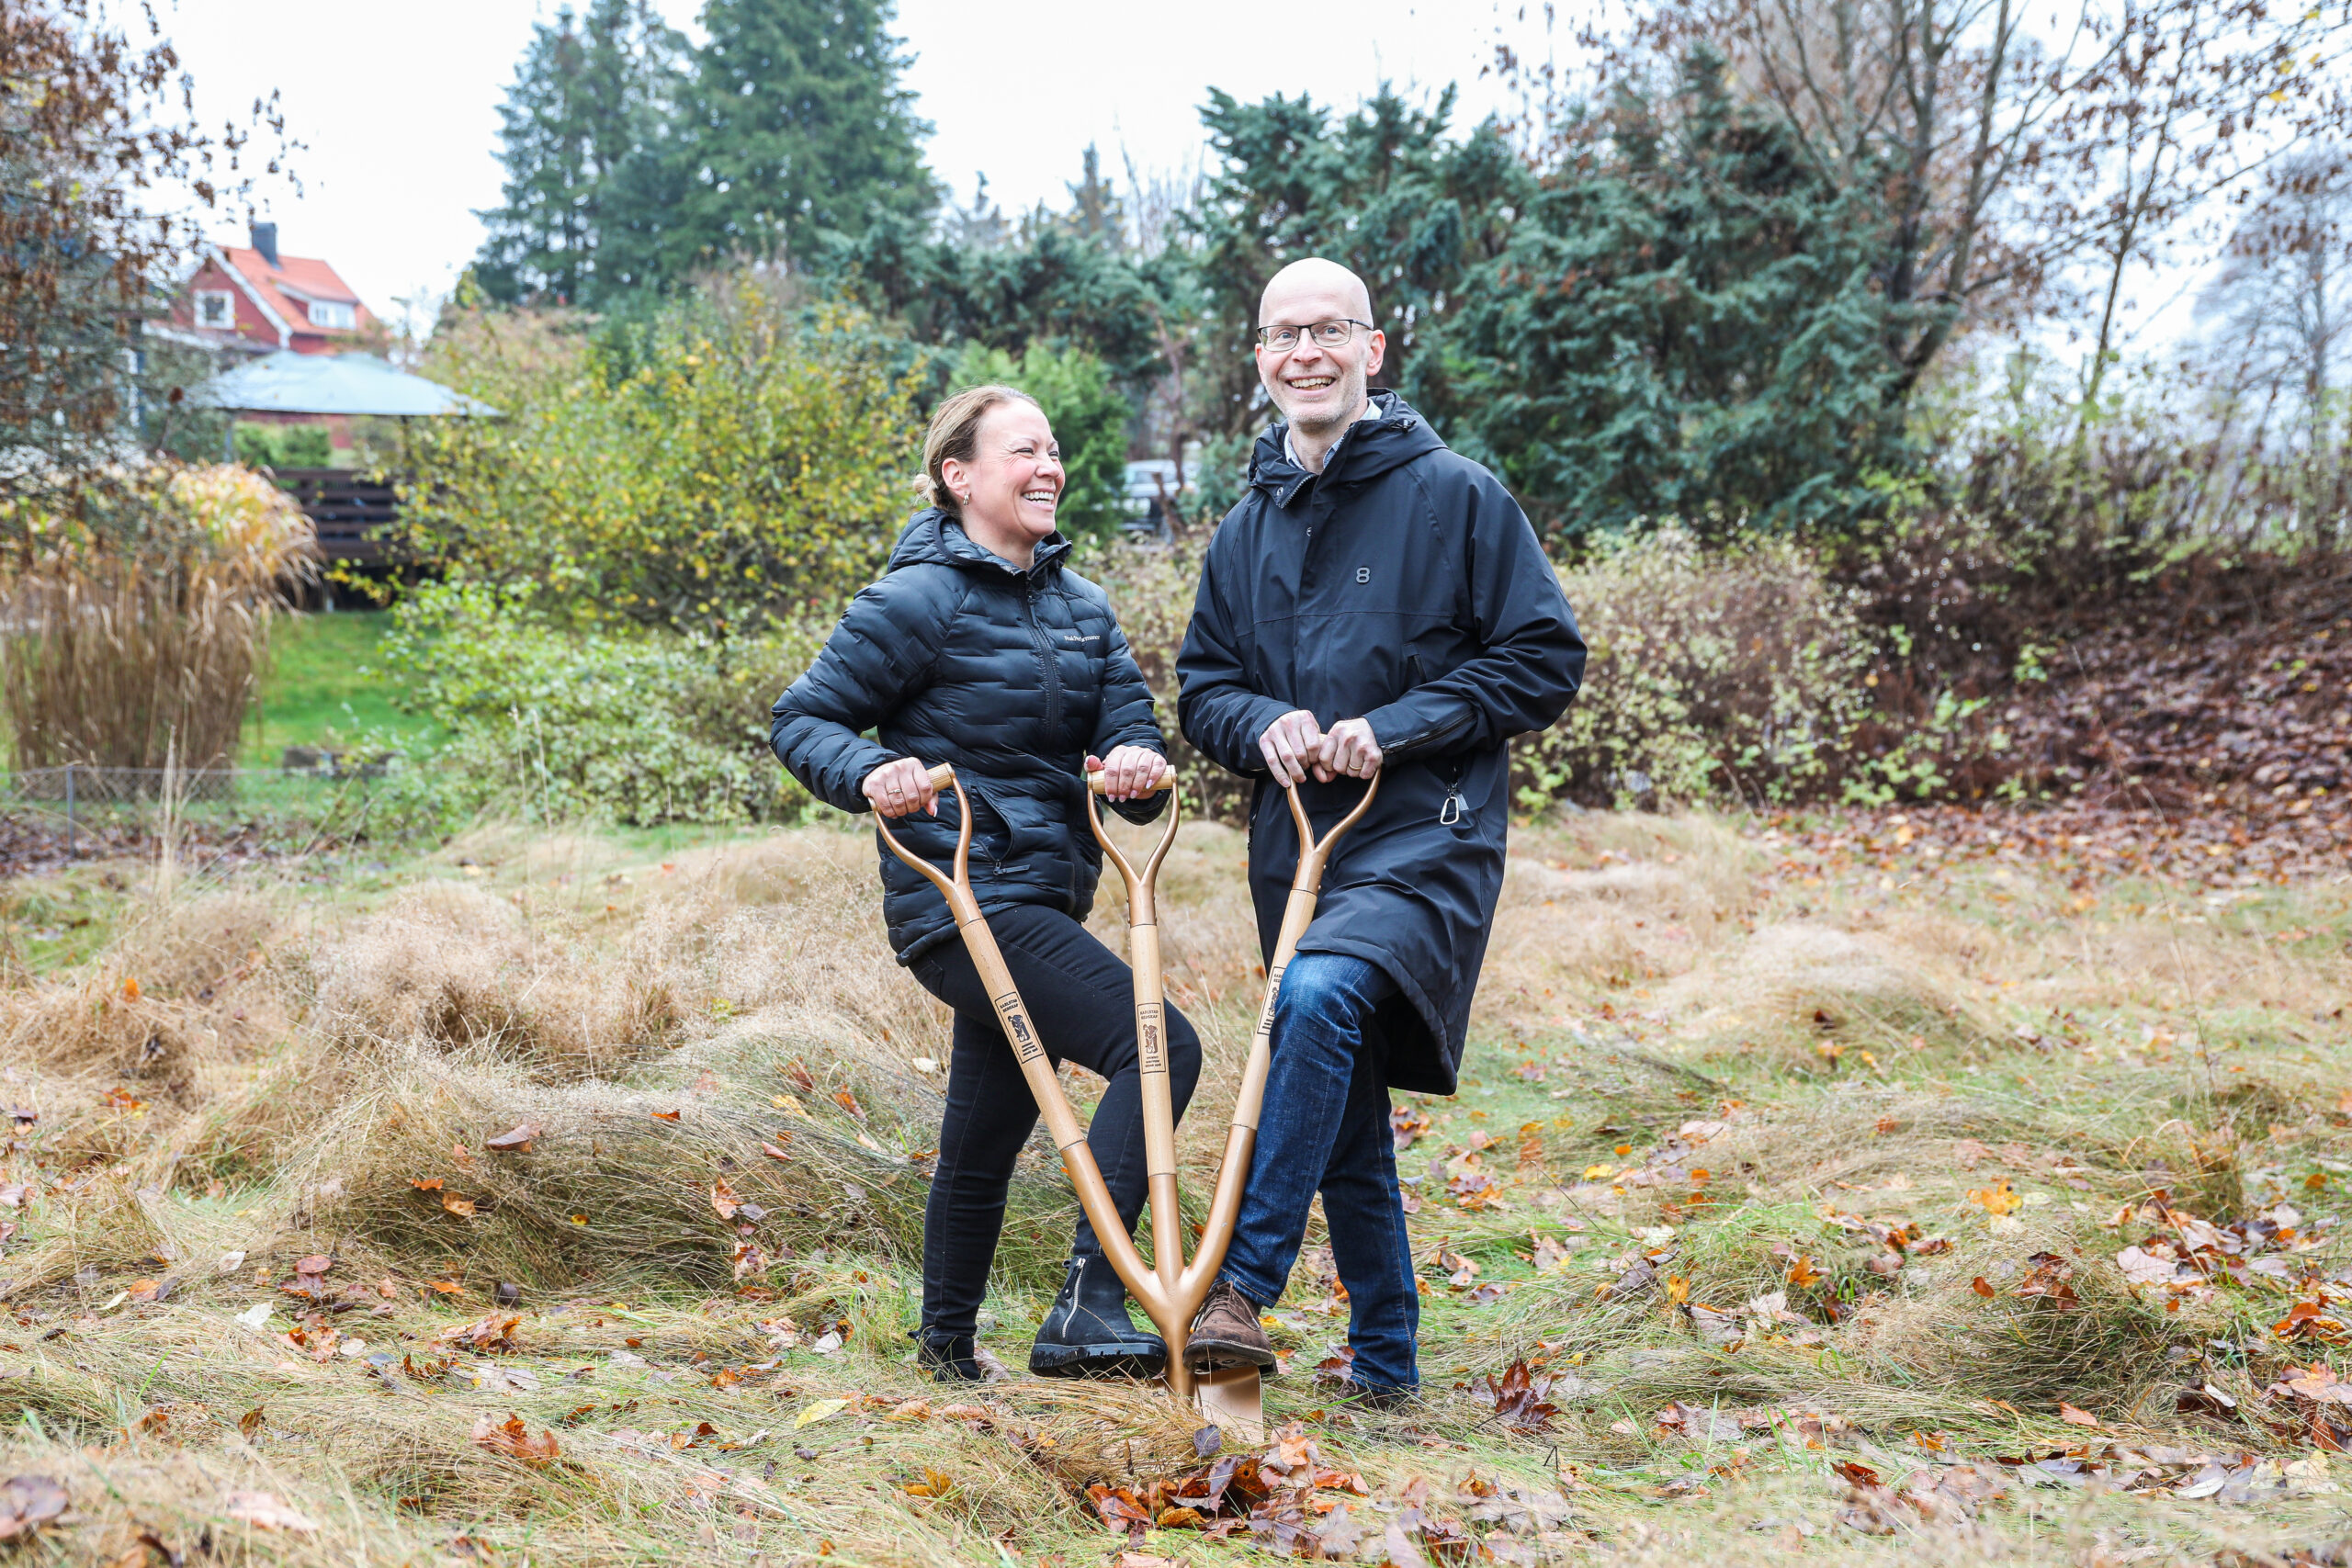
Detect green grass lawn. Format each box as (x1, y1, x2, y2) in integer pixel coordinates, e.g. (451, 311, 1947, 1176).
(243, 609, 443, 765)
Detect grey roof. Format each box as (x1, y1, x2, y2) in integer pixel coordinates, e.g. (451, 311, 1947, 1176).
(192, 351, 499, 417)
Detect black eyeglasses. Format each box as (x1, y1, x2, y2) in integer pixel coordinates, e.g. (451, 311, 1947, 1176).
(1255, 319, 1374, 352)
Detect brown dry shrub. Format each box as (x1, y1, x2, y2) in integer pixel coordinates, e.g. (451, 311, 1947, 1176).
(283, 1024, 1077, 1292)
(306, 883, 679, 1075)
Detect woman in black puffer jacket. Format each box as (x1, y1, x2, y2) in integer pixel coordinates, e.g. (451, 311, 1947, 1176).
(771, 385, 1201, 1384)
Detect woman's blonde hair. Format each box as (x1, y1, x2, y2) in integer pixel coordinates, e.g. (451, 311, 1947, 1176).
(914, 383, 1041, 514)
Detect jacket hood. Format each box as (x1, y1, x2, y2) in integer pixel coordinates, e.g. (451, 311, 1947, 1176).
(887, 507, 1071, 578)
(1249, 390, 1448, 509)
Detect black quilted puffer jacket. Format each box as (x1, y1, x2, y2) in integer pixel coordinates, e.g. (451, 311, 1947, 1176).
(770, 508, 1167, 964)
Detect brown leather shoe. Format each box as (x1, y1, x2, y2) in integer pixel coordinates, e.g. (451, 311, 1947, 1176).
(1185, 1278, 1277, 1374)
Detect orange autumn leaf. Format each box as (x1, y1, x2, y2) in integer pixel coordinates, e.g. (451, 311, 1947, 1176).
(472, 1412, 560, 1466)
(1786, 1255, 1823, 1289)
(711, 1179, 740, 1220)
(650, 1110, 682, 1122)
(1972, 1277, 1997, 1298)
(120, 976, 141, 1001)
(1966, 1179, 2022, 1216)
(484, 1122, 541, 1154)
(442, 1194, 477, 1218)
(832, 1089, 865, 1120)
(411, 1177, 444, 1192)
(2059, 1403, 2101, 1428)
(761, 1141, 792, 1161)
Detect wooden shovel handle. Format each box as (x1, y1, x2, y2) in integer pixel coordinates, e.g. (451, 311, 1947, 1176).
(1082, 767, 1182, 911)
(1082, 765, 1189, 1373)
(873, 763, 971, 901)
(1085, 770, 1177, 795)
(1285, 769, 1381, 889)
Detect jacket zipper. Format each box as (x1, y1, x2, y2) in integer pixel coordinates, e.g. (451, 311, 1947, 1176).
(1023, 581, 1064, 742)
(1023, 579, 1076, 900)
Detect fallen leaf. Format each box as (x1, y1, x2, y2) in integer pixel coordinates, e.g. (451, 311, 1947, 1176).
(832, 1089, 865, 1120)
(1972, 1277, 1996, 1298)
(471, 1413, 560, 1467)
(441, 1195, 477, 1219)
(223, 1491, 317, 1531)
(0, 1475, 68, 1540)
(711, 1179, 740, 1220)
(293, 1254, 332, 1277)
(484, 1122, 541, 1154)
(2059, 1403, 2102, 1428)
(761, 1141, 791, 1161)
(410, 1177, 443, 1191)
(1463, 1360, 1558, 1432)
(2117, 1245, 2191, 1286)
(1967, 1179, 2022, 1217)
(795, 1397, 851, 1428)
(435, 1314, 522, 1354)
(650, 1110, 681, 1122)
(235, 1303, 272, 1329)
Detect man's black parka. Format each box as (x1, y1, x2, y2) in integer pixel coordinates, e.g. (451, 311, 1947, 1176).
(1177, 393, 1585, 1094)
(771, 508, 1166, 965)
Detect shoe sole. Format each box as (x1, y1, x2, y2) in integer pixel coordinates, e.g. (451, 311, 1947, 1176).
(1182, 1336, 1278, 1375)
(1028, 1342, 1168, 1379)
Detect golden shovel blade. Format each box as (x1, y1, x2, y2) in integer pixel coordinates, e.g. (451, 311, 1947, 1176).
(1190, 1365, 1266, 1445)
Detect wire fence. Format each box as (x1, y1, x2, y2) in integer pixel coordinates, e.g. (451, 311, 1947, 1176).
(0, 763, 392, 852)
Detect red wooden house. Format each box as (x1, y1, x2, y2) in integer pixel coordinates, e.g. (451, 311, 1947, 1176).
(165, 222, 376, 358)
(158, 222, 381, 457)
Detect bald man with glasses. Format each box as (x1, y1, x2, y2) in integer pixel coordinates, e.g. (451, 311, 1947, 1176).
(1176, 257, 1587, 1407)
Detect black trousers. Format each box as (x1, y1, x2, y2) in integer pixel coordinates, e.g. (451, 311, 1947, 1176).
(908, 902, 1202, 1341)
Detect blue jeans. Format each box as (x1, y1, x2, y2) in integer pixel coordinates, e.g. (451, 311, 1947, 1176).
(1218, 953, 1419, 1391)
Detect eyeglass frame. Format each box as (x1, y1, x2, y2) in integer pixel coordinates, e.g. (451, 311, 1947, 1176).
(1254, 318, 1376, 352)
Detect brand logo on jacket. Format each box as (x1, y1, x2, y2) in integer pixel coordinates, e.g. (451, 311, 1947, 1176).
(1355, 566, 1372, 584)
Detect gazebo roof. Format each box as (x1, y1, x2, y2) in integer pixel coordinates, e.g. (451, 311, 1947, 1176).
(194, 351, 499, 418)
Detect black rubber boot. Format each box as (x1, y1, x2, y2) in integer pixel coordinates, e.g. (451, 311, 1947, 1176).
(912, 1330, 983, 1383)
(1028, 1255, 1166, 1379)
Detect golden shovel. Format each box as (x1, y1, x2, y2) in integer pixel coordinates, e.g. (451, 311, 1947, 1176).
(1161, 769, 1378, 1436)
(876, 761, 1376, 1441)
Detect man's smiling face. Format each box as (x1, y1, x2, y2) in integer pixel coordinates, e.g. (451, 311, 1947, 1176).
(1256, 260, 1385, 438)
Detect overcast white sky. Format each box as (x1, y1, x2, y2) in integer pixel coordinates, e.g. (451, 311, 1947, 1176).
(158, 0, 1555, 333)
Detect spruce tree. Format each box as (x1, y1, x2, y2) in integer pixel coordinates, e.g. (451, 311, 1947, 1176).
(472, 0, 685, 306)
(650, 0, 938, 277)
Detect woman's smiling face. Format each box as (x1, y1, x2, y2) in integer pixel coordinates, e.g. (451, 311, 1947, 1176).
(943, 399, 1063, 567)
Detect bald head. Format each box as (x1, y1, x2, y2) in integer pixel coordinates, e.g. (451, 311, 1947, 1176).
(1254, 257, 1385, 458)
(1259, 257, 1374, 327)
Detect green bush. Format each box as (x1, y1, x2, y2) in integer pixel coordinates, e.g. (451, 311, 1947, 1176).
(378, 581, 824, 828)
(1520, 527, 1879, 809)
(403, 275, 923, 637)
(232, 423, 333, 469)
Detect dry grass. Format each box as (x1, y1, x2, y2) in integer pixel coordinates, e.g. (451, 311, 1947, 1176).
(0, 807, 2345, 1566)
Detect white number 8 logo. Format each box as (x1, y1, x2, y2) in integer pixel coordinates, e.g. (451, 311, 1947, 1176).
(1355, 566, 1371, 584)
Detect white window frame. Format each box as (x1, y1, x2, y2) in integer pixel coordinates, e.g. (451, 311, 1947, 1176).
(307, 299, 356, 330)
(194, 289, 235, 329)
